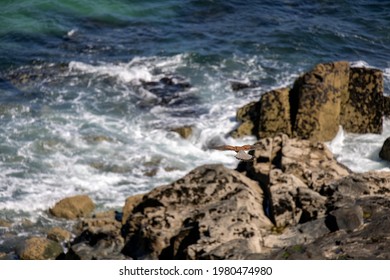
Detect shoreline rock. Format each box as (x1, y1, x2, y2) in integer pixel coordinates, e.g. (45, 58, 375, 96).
(231, 61, 385, 142)
(49, 195, 95, 220)
(9, 134, 385, 260)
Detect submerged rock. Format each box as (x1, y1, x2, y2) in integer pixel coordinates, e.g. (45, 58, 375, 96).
(170, 125, 193, 139)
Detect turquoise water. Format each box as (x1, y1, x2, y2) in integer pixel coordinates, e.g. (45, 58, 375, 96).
(0, 0, 390, 232)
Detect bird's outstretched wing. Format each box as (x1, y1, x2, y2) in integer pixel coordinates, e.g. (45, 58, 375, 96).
(210, 144, 255, 152)
(211, 144, 255, 161)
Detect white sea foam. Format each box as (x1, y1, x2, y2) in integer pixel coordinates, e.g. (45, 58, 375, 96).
(1, 54, 389, 225)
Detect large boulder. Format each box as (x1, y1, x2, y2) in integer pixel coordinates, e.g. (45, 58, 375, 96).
(231, 61, 384, 142)
(17, 237, 63, 260)
(121, 164, 273, 260)
(291, 61, 350, 141)
(49, 195, 95, 220)
(340, 67, 383, 133)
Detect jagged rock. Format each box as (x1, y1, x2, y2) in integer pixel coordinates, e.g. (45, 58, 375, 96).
(17, 237, 63, 260)
(47, 227, 72, 243)
(244, 134, 350, 227)
(49, 195, 95, 220)
(121, 164, 273, 260)
(379, 137, 390, 161)
(269, 196, 390, 259)
(341, 67, 383, 134)
(259, 88, 292, 138)
(122, 193, 144, 224)
(292, 61, 350, 141)
(263, 217, 330, 250)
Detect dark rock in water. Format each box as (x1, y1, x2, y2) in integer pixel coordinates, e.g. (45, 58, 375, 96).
(16, 237, 63, 260)
(121, 164, 273, 260)
(379, 137, 390, 161)
(140, 76, 192, 106)
(231, 80, 261, 91)
(49, 195, 95, 220)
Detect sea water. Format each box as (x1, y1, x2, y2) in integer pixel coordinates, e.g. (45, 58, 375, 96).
(0, 0, 390, 231)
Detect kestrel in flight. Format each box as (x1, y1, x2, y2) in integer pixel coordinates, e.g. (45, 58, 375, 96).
(211, 144, 255, 161)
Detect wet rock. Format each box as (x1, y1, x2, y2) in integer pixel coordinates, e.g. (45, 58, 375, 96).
(140, 76, 192, 106)
(47, 227, 72, 243)
(49, 195, 95, 220)
(341, 67, 383, 134)
(17, 237, 63, 260)
(122, 164, 273, 260)
(231, 80, 262, 91)
(379, 137, 390, 161)
(171, 126, 193, 139)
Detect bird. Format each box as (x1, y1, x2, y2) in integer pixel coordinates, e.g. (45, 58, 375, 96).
(211, 144, 255, 161)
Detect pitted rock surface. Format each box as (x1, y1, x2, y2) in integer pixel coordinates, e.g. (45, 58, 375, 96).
(121, 164, 273, 259)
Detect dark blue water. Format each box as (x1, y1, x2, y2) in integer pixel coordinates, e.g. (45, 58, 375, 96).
(0, 0, 390, 231)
